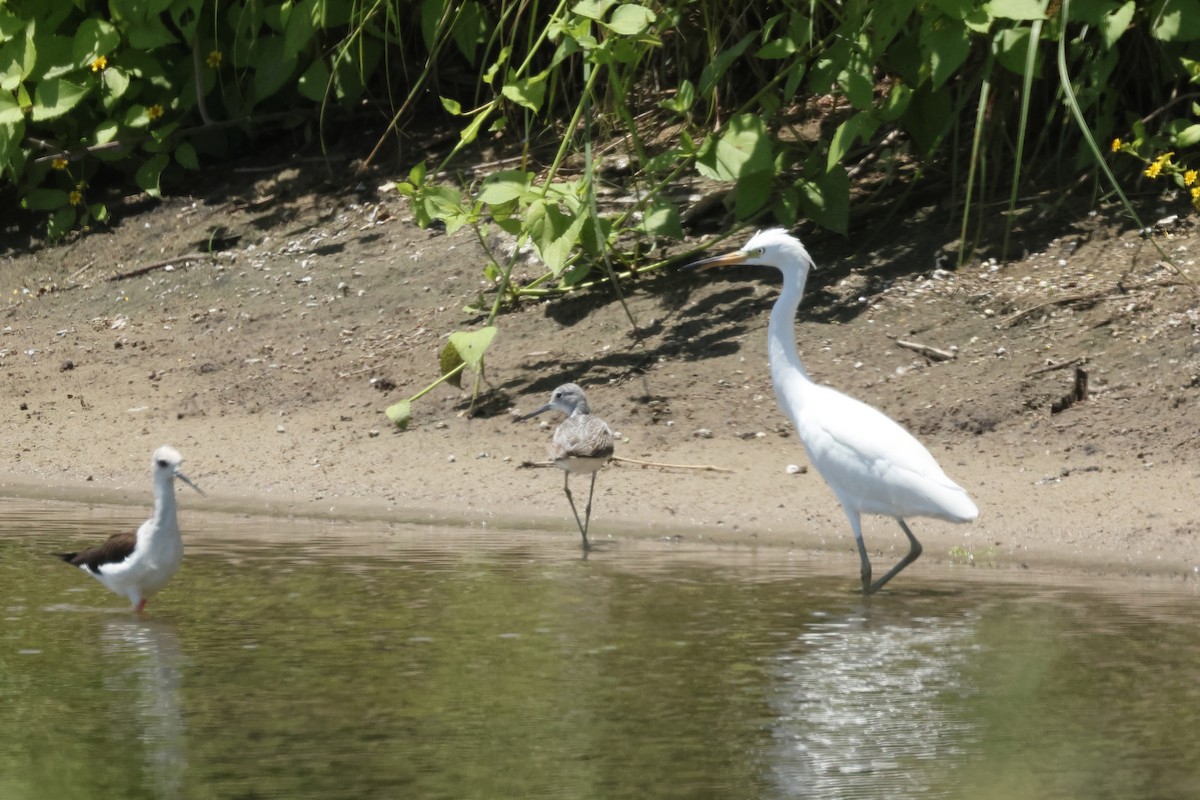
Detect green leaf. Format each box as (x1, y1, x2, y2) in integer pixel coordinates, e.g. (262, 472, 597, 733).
(879, 82, 912, 121)
(695, 113, 774, 181)
(284, 0, 317, 60)
(0, 91, 22, 125)
(1101, 2, 1136, 49)
(458, 107, 492, 147)
(637, 199, 682, 239)
(103, 65, 130, 98)
(95, 119, 118, 143)
(412, 184, 465, 229)
(1165, 119, 1200, 148)
(532, 206, 588, 275)
(124, 104, 151, 127)
(658, 79, 694, 114)
(903, 85, 953, 154)
(452, 0, 487, 65)
(72, 18, 120, 64)
(409, 160, 427, 185)
(125, 14, 178, 50)
(297, 58, 330, 102)
(31, 78, 89, 121)
(440, 96, 463, 115)
(47, 206, 76, 240)
(135, 153, 169, 198)
(994, 27, 1038, 76)
(604, 4, 655, 36)
(24, 188, 68, 211)
(36, 34, 76, 80)
(501, 70, 547, 112)
(385, 400, 412, 430)
(573, 0, 616, 21)
(477, 170, 533, 205)
(1151, 0, 1200, 41)
(250, 37, 297, 102)
(772, 185, 801, 226)
(733, 171, 772, 219)
(984, 0, 1047, 19)
(795, 167, 849, 235)
(482, 45, 510, 85)
(0, 27, 36, 91)
(175, 141, 199, 169)
(928, 0, 977, 18)
(698, 32, 755, 96)
(448, 326, 497, 372)
(920, 16, 972, 88)
(828, 112, 880, 170)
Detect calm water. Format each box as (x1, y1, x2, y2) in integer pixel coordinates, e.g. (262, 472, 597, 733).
(2, 498, 1199, 800)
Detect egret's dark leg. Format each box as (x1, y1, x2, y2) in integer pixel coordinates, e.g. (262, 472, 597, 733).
(845, 509, 873, 594)
(562, 472, 591, 550)
(867, 518, 923, 595)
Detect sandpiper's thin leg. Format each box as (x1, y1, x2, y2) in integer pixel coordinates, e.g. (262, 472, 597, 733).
(580, 471, 599, 549)
(867, 518, 923, 595)
(134, 597, 147, 615)
(562, 473, 590, 550)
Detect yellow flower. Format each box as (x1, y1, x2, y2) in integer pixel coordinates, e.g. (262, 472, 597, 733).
(52, 158, 69, 170)
(90, 55, 107, 72)
(1110, 138, 1122, 153)
(206, 49, 223, 69)
(1185, 170, 1197, 187)
(68, 190, 83, 206)
(1155, 151, 1175, 166)
(147, 104, 164, 121)
(1191, 186, 1200, 202)
(1145, 161, 1163, 179)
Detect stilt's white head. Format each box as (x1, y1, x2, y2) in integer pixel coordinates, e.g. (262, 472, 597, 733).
(152, 445, 204, 495)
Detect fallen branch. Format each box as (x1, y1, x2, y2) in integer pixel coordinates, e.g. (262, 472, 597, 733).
(613, 455, 734, 473)
(108, 254, 211, 282)
(1025, 357, 1084, 377)
(998, 290, 1128, 328)
(895, 339, 956, 362)
(518, 456, 734, 473)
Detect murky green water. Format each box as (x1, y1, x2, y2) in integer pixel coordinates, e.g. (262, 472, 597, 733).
(2, 498, 1198, 800)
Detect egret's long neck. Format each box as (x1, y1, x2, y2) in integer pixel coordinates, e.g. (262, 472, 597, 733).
(766, 267, 813, 425)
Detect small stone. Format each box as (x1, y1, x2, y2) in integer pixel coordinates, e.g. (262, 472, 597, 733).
(694, 428, 713, 439)
(448, 454, 456, 463)
(276, 424, 285, 433)
(785, 464, 806, 475)
(368, 429, 380, 438)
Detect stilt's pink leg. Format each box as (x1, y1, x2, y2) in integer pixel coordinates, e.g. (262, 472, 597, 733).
(134, 598, 147, 614)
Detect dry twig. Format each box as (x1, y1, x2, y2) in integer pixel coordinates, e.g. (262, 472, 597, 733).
(1025, 357, 1084, 377)
(895, 339, 956, 362)
(108, 254, 211, 282)
(518, 456, 733, 474)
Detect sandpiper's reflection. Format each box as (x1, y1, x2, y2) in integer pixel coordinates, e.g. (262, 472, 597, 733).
(101, 618, 186, 800)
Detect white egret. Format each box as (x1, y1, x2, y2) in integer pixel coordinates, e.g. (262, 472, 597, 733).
(689, 229, 978, 594)
(56, 445, 205, 613)
(521, 383, 615, 550)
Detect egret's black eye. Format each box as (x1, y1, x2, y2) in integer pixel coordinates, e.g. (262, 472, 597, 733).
(157, 459, 169, 469)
